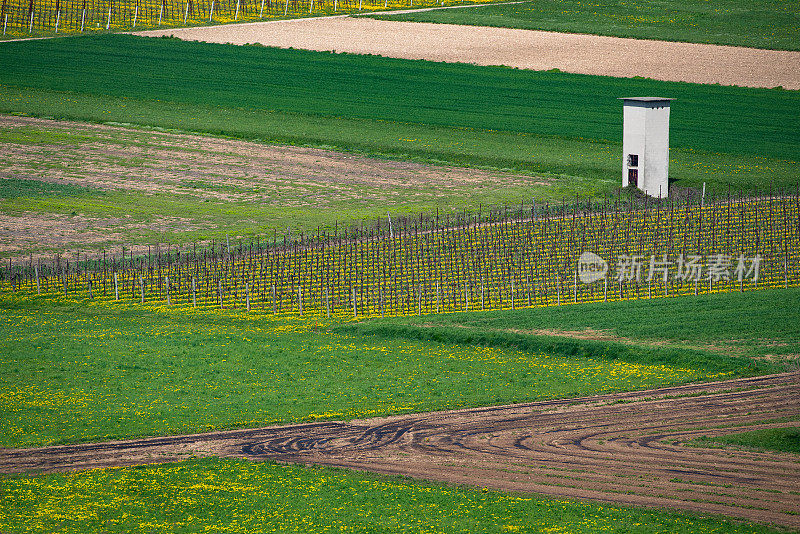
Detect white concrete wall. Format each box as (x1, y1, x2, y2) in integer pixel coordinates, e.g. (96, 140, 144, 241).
(643, 104, 670, 198)
(622, 105, 645, 188)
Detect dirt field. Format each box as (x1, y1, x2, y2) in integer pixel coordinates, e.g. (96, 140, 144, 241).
(3, 372, 799, 528)
(137, 17, 800, 90)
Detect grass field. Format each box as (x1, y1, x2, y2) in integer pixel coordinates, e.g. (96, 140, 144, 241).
(2, 106, 795, 251)
(1, 288, 789, 449)
(2, 457, 788, 534)
(0, 116, 610, 255)
(360, 288, 800, 361)
(370, 0, 800, 51)
(1, 288, 795, 531)
(0, 35, 797, 198)
(692, 427, 800, 454)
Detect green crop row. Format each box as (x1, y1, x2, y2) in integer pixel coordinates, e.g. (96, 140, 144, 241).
(0, 34, 797, 163)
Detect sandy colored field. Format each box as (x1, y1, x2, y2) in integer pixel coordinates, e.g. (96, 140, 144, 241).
(3, 372, 799, 528)
(137, 16, 800, 90)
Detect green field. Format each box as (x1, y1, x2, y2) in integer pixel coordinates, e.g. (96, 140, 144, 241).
(370, 0, 800, 51)
(3, 116, 796, 257)
(692, 427, 800, 454)
(0, 118, 610, 254)
(1, 288, 789, 449)
(0, 457, 788, 534)
(0, 35, 797, 199)
(360, 287, 800, 361)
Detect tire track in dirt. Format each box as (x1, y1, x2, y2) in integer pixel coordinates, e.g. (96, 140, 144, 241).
(2, 372, 799, 528)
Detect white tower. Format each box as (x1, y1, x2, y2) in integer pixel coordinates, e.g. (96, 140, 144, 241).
(620, 97, 672, 198)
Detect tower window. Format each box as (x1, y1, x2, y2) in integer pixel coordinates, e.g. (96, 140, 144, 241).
(627, 154, 639, 167)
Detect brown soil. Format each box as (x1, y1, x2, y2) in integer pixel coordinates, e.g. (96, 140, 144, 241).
(136, 17, 800, 90)
(3, 372, 799, 528)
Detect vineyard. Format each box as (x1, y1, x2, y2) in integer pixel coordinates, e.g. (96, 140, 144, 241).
(0, 0, 494, 37)
(4, 189, 799, 319)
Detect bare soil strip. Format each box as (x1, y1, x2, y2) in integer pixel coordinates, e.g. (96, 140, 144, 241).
(136, 17, 800, 89)
(3, 372, 799, 528)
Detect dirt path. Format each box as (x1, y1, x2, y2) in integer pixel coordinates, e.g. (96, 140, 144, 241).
(136, 17, 800, 90)
(3, 372, 799, 528)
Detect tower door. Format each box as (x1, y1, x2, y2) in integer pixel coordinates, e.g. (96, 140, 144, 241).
(628, 168, 638, 187)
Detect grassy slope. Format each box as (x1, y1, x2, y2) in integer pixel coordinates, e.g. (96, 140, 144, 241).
(0, 35, 796, 194)
(0, 458, 787, 534)
(2, 100, 793, 247)
(0, 120, 609, 253)
(0, 289, 781, 449)
(0, 175, 574, 251)
(370, 0, 800, 51)
(356, 287, 800, 360)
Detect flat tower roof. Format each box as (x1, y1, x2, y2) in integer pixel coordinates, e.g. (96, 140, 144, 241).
(619, 97, 674, 102)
